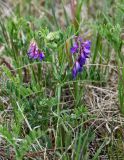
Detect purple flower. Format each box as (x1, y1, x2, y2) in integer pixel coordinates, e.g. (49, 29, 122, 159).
(39, 52, 45, 61)
(27, 41, 45, 61)
(71, 37, 91, 78)
(78, 53, 86, 66)
(82, 40, 91, 58)
(72, 61, 82, 78)
(70, 42, 79, 54)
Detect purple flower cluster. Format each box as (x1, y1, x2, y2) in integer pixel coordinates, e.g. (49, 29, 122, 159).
(70, 37, 91, 78)
(27, 41, 45, 61)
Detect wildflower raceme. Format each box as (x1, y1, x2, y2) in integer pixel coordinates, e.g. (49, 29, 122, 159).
(70, 37, 91, 78)
(27, 40, 45, 61)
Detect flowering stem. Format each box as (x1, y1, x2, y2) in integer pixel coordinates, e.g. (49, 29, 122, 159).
(66, 40, 72, 67)
(56, 84, 61, 114)
(74, 81, 81, 107)
(52, 53, 58, 78)
(55, 84, 61, 149)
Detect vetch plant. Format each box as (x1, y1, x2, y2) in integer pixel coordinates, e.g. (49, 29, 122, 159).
(70, 36, 91, 78)
(27, 40, 45, 61)
(27, 34, 91, 80)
